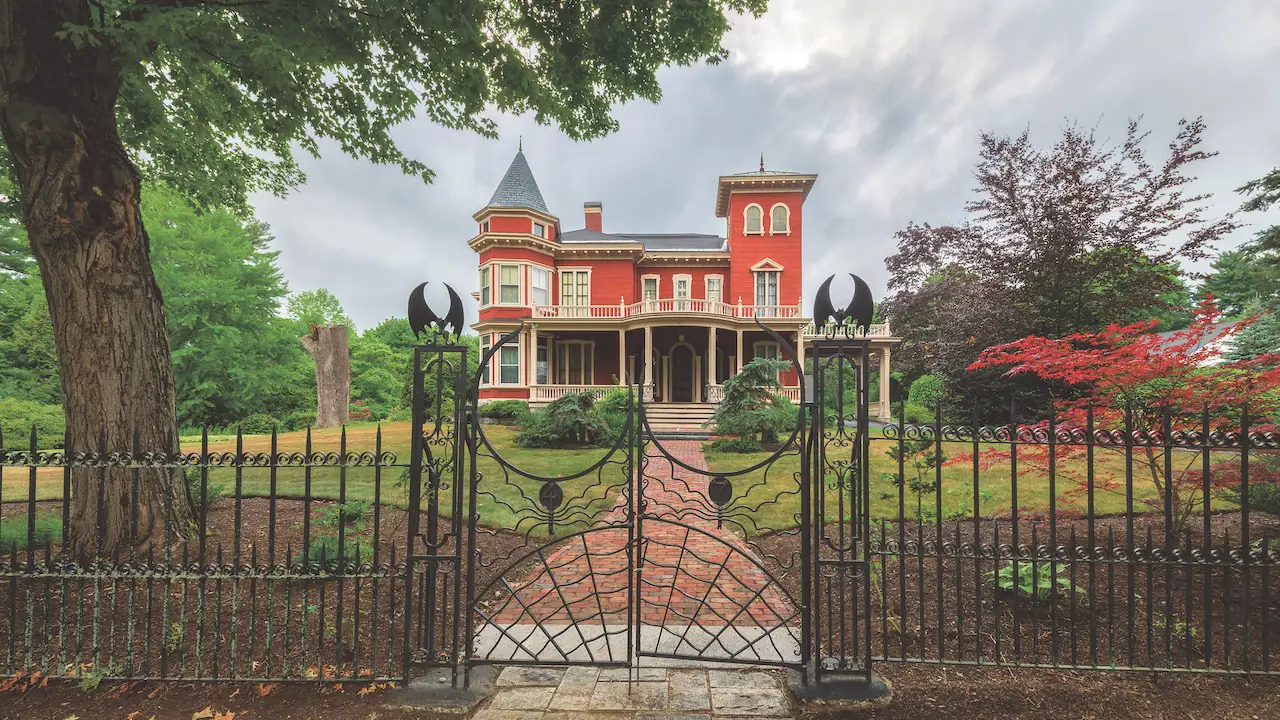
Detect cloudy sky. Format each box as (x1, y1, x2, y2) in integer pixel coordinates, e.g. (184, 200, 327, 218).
(252, 0, 1280, 331)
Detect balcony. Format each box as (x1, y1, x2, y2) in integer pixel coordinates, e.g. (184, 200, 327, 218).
(802, 321, 894, 338)
(531, 298, 803, 320)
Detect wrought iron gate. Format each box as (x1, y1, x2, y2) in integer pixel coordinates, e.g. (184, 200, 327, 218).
(404, 322, 872, 686)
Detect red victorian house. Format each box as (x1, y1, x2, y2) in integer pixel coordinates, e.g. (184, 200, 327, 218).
(470, 149, 898, 426)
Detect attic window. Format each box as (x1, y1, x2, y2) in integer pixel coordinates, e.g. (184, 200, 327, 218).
(532, 222, 546, 238)
(481, 220, 490, 233)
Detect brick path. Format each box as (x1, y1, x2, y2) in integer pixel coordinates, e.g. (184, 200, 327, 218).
(479, 441, 799, 664)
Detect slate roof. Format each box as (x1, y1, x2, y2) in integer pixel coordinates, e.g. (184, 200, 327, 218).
(487, 149, 549, 214)
(559, 229, 727, 252)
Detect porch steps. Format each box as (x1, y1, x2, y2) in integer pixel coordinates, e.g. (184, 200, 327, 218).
(644, 402, 716, 432)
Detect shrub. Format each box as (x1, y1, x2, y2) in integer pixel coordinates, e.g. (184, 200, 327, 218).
(596, 388, 630, 415)
(987, 561, 1084, 603)
(704, 436, 763, 453)
(1220, 480, 1280, 517)
(385, 406, 412, 423)
(706, 357, 792, 442)
(0, 398, 66, 449)
(281, 409, 317, 432)
(237, 413, 277, 435)
(894, 402, 935, 425)
(185, 467, 227, 515)
(479, 399, 529, 420)
(349, 400, 374, 422)
(908, 374, 946, 411)
(515, 392, 609, 448)
(307, 501, 371, 568)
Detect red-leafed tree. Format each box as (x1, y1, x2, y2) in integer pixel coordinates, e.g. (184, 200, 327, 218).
(960, 299, 1280, 534)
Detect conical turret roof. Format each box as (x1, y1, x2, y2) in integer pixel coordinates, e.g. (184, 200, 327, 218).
(487, 147, 549, 214)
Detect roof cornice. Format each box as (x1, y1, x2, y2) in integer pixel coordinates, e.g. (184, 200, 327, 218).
(472, 206, 561, 225)
(715, 173, 817, 217)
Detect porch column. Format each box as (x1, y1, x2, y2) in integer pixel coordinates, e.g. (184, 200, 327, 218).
(643, 326, 654, 402)
(795, 328, 806, 373)
(618, 329, 626, 386)
(736, 329, 744, 374)
(879, 346, 891, 422)
(528, 326, 538, 387)
(708, 326, 717, 384)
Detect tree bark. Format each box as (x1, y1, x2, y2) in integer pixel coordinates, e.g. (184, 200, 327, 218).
(0, 1, 194, 558)
(301, 325, 350, 427)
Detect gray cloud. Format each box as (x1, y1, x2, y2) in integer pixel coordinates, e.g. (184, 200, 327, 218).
(251, 0, 1280, 330)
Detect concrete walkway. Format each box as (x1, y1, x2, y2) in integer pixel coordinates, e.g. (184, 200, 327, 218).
(475, 665, 794, 720)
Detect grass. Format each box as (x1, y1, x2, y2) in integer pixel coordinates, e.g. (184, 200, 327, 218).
(0, 513, 61, 553)
(0, 422, 620, 535)
(704, 437, 1242, 534)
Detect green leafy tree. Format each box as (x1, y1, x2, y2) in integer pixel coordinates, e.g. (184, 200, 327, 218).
(1225, 302, 1280, 362)
(708, 357, 793, 443)
(1200, 246, 1280, 318)
(0, 0, 762, 556)
(146, 185, 305, 427)
(287, 289, 353, 335)
(886, 119, 1236, 421)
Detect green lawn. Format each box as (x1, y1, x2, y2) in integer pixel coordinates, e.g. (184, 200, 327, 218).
(0, 422, 623, 537)
(705, 436, 1240, 534)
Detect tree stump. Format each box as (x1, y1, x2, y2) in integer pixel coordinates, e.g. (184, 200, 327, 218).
(301, 325, 351, 427)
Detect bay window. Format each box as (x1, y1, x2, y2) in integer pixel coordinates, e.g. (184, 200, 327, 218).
(499, 340, 521, 384)
(480, 267, 491, 306)
(531, 267, 549, 306)
(499, 265, 520, 304)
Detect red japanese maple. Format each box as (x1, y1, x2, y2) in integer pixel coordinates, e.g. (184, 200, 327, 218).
(960, 298, 1280, 533)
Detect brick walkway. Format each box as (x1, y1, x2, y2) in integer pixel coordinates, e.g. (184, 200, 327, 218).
(478, 441, 799, 664)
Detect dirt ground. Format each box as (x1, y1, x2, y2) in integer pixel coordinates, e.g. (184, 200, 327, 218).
(4, 664, 1280, 720)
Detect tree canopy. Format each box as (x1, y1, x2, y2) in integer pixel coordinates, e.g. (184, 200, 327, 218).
(22, 0, 765, 213)
(885, 118, 1234, 420)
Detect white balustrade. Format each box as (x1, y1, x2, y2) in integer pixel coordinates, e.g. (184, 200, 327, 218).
(802, 321, 893, 337)
(530, 299, 803, 320)
(529, 385, 630, 402)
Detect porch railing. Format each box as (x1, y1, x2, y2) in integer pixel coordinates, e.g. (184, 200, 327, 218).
(803, 321, 893, 337)
(531, 298, 803, 320)
(528, 384, 626, 402)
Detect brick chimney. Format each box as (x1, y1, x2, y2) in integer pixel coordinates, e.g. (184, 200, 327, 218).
(584, 201, 603, 232)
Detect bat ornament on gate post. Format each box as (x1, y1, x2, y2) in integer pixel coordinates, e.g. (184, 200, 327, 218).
(812, 273, 874, 338)
(407, 281, 465, 341)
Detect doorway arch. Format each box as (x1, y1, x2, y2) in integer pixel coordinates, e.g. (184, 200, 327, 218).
(669, 343, 695, 403)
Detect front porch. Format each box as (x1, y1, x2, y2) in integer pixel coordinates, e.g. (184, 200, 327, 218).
(481, 322, 896, 421)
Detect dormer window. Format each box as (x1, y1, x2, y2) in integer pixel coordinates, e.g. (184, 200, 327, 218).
(770, 204, 790, 234)
(532, 222, 546, 238)
(744, 204, 763, 234)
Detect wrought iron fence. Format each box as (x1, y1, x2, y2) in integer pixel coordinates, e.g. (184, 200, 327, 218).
(0, 426, 410, 683)
(865, 402, 1280, 673)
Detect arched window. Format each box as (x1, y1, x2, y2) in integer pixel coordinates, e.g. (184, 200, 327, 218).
(770, 204, 790, 234)
(744, 204, 763, 234)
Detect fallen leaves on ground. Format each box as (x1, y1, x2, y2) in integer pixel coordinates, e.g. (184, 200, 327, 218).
(356, 681, 396, 697)
(256, 682, 279, 697)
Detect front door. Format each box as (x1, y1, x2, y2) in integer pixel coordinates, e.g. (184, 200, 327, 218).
(670, 345, 693, 402)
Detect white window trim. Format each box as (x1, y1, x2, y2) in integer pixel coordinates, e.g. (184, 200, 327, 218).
(558, 267, 592, 307)
(672, 273, 693, 298)
(498, 340, 522, 385)
(750, 257, 785, 272)
(555, 340, 596, 385)
(530, 266, 551, 307)
(479, 334, 493, 386)
(497, 263, 521, 306)
(754, 269, 780, 309)
(479, 264, 493, 308)
(743, 203, 764, 235)
(641, 274, 661, 301)
(769, 203, 791, 235)
(532, 221, 546, 238)
(704, 274, 724, 303)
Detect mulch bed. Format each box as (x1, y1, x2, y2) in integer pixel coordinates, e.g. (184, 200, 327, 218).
(3, 663, 1279, 719)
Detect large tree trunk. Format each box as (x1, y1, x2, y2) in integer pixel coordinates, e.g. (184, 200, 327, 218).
(0, 1, 194, 558)
(301, 325, 350, 427)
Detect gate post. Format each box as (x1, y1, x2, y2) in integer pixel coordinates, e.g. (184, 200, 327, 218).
(402, 342, 470, 687)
